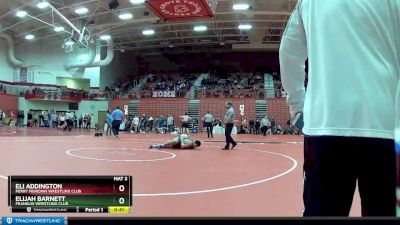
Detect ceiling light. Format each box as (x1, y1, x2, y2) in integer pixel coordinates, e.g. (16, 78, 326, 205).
(16, 10, 27, 18)
(75, 7, 89, 14)
(25, 34, 35, 40)
(54, 26, 64, 32)
(130, 0, 145, 4)
(194, 25, 207, 32)
(142, 29, 155, 35)
(238, 24, 252, 30)
(100, 35, 111, 40)
(233, 3, 250, 10)
(119, 13, 133, 20)
(36, 1, 49, 9)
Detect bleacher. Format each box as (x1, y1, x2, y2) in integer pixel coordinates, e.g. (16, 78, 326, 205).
(129, 73, 196, 99)
(195, 72, 265, 99)
(264, 73, 275, 98)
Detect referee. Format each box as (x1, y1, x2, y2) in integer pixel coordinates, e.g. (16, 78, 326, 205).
(222, 101, 237, 150)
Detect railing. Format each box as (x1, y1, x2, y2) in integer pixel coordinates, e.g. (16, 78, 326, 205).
(0, 80, 113, 101)
(24, 90, 83, 102)
(122, 90, 188, 99)
(108, 88, 270, 100)
(191, 86, 266, 99)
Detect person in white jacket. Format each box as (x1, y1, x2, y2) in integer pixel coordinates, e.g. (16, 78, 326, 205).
(280, 0, 399, 217)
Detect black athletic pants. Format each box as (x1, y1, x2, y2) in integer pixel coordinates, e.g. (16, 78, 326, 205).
(303, 135, 396, 217)
(112, 120, 122, 136)
(261, 126, 266, 135)
(205, 122, 213, 138)
(224, 123, 236, 149)
(64, 119, 72, 131)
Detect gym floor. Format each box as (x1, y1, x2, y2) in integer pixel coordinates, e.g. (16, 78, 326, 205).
(0, 127, 361, 217)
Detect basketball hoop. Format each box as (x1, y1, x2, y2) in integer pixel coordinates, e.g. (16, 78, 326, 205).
(79, 27, 91, 48)
(63, 38, 74, 53)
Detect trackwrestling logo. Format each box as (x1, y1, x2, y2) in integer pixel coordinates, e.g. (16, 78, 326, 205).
(2, 217, 64, 225)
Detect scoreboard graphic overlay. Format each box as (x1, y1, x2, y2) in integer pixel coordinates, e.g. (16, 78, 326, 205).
(8, 176, 132, 214)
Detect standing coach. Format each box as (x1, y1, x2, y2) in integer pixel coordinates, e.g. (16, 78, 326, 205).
(280, 0, 399, 217)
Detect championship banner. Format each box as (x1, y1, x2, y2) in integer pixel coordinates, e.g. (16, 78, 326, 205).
(240, 105, 244, 116)
(146, 0, 217, 21)
(20, 67, 28, 83)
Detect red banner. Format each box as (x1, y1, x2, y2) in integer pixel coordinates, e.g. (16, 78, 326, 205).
(146, 0, 217, 21)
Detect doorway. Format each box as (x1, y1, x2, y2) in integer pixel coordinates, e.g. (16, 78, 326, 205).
(98, 111, 107, 130)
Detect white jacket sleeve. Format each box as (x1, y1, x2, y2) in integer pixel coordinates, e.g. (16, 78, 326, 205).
(279, 1, 308, 118)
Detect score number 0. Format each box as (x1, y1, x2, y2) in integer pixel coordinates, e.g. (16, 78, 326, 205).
(119, 184, 125, 205)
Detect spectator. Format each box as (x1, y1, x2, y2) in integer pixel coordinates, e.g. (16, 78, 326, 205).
(78, 115, 83, 129)
(180, 113, 191, 134)
(82, 114, 88, 129)
(106, 110, 113, 137)
(0, 110, 4, 127)
(166, 114, 174, 133)
(249, 118, 255, 134)
(131, 115, 139, 133)
(73, 112, 78, 129)
(38, 113, 44, 127)
(255, 118, 261, 135)
(51, 112, 58, 128)
(86, 114, 92, 129)
(27, 111, 33, 127)
(140, 114, 147, 133)
(203, 111, 214, 138)
(158, 114, 165, 131)
(64, 111, 73, 132)
(148, 115, 154, 132)
(261, 116, 271, 136)
(58, 112, 66, 129)
(270, 117, 276, 134)
(154, 116, 159, 133)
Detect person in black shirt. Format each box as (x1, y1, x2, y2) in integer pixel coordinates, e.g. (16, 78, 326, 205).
(271, 117, 277, 135)
(0, 110, 4, 127)
(39, 114, 44, 127)
(255, 118, 261, 134)
(27, 111, 33, 127)
(17, 111, 24, 127)
(213, 118, 222, 127)
(249, 118, 255, 134)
